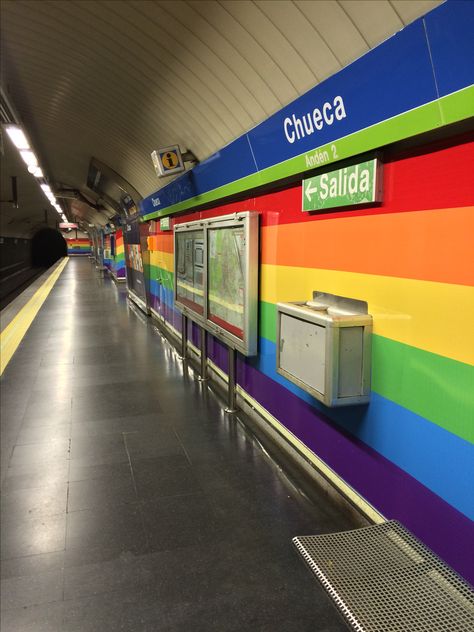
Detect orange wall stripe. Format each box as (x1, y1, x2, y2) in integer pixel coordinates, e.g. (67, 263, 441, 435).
(148, 233, 173, 254)
(261, 206, 474, 286)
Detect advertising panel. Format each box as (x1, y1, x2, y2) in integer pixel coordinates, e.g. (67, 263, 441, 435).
(123, 220, 147, 311)
(207, 225, 245, 339)
(175, 230, 204, 315)
(174, 212, 259, 356)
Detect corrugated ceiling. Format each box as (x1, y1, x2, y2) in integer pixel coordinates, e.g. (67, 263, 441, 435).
(0, 0, 440, 236)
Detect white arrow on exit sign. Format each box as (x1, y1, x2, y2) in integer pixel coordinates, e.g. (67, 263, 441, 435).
(305, 179, 318, 202)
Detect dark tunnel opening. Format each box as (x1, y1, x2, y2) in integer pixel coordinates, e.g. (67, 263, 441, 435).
(31, 228, 67, 268)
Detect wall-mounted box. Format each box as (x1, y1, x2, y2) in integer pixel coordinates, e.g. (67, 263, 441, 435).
(276, 292, 372, 407)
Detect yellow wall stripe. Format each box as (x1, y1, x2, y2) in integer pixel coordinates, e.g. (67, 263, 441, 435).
(260, 264, 474, 365)
(0, 258, 69, 375)
(149, 250, 173, 272)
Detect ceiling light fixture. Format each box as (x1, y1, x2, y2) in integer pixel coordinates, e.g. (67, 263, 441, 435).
(27, 165, 44, 178)
(4, 123, 60, 213)
(20, 150, 38, 167)
(5, 125, 29, 150)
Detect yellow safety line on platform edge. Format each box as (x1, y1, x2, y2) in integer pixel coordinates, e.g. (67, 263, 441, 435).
(0, 258, 69, 375)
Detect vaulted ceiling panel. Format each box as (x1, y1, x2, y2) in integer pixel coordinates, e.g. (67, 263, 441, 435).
(220, 0, 318, 95)
(339, 0, 403, 48)
(256, 1, 341, 85)
(294, 0, 369, 67)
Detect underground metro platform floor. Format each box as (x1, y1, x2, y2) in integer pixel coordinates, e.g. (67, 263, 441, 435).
(1, 257, 357, 632)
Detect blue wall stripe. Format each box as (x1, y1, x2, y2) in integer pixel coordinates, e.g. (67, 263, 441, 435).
(425, 0, 474, 97)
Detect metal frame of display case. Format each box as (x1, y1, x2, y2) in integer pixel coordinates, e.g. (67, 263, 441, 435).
(174, 211, 259, 357)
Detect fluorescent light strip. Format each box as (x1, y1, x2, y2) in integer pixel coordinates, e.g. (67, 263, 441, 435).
(27, 165, 44, 177)
(7, 125, 57, 207)
(20, 150, 38, 167)
(5, 125, 29, 150)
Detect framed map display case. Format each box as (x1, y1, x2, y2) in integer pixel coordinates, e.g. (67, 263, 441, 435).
(174, 212, 259, 356)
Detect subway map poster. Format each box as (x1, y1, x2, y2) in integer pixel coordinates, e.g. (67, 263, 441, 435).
(174, 212, 259, 356)
(208, 226, 245, 339)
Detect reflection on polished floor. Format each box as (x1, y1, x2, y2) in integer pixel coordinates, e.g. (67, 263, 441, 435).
(1, 258, 355, 631)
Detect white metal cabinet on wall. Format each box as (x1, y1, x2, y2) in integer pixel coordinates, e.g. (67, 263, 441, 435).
(277, 292, 372, 407)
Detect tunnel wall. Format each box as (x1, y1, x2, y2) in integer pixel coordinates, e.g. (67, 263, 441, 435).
(0, 236, 35, 306)
(0, 236, 32, 277)
(142, 132, 474, 583)
(31, 228, 67, 267)
(137, 1, 474, 583)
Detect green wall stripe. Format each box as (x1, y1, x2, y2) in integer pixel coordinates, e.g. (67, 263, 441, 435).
(259, 300, 276, 342)
(371, 334, 474, 445)
(142, 86, 474, 222)
(258, 300, 473, 445)
(440, 84, 474, 125)
(147, 263, 174, 289)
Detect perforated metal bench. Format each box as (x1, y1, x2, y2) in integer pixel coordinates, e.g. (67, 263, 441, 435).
(293, 521, 474, 632)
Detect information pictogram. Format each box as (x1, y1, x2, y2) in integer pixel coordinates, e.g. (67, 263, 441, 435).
(161, 151, 179, 169)
(151, 145, 185, 178)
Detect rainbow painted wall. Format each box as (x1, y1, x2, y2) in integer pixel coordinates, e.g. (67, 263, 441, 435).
(143, 133, 474, 584)
(66, 237, 91, 255)
(102, 230, 126, 279)
(112, 230, 126, 280)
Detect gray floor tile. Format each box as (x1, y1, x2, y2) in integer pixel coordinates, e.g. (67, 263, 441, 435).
(67, 475, 136, 512)
(132, 456, 200, 500)
(1, 551, 65, 580)
(1, 514, 66, 559)
(141, 493, 215, 553)
(63, 553, 150, 600)
(61, 590, 148, 632)
(0, 601, 64, 632)
(65, 504, 147, 558)
(1, 569, 63, 610)
(15, 424, 71, 446)
(9, 439, 71, 466)
(2, 461, 70, 492)
(68, 461, 132, 483)
(22, 404, 72, 425)
(1, 484, 68, 522)
(124, 429, 184, 459)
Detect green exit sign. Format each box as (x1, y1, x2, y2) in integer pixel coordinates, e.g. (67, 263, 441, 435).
(302, 158, 383, 212)
(160, 217, 171, 231)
